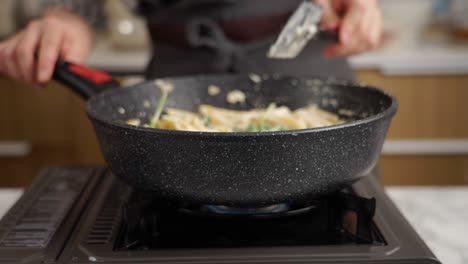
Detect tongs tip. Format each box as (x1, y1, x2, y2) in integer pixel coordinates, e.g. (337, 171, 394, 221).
(267, 1, 323, 59)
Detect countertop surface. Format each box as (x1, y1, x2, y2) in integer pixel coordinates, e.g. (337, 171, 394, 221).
(0, 186, 467, 264)
(387, 187, 468, 264)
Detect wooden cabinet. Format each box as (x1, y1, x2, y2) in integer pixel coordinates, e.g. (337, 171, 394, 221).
(356, 70, 468, 186)
(356, 71, 468, 139)
(0, 77, 104, 186)
(380, 155, 468, 185)
(0, 72, 467, 187)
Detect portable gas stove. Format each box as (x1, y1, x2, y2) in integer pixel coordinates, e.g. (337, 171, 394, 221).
(0, 167, 440, 263)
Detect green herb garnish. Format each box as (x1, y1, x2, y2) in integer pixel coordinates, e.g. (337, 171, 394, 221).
(201, 116, 212, 127)
(149, 80, 174, 127)
(259, 102, 276, 132)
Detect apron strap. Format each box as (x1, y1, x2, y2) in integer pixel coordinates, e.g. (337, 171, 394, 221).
(186, 17, 244, 71)
(186, 17, 278, 72)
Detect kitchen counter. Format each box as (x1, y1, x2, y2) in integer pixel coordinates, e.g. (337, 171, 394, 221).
(0, 187, 466, 263)
(87, 34, 468, 76)
(0, 189, 22, 219)
(354, 0, 468, 76)
(349, 41, 468, 75)
(386, 187, 468, 264)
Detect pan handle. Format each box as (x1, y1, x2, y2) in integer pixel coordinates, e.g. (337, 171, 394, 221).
(52, 60, 120, 99)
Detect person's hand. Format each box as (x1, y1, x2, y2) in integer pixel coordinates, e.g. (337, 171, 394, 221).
(315, 0, 382, 57)
(0, 7, 95, 86)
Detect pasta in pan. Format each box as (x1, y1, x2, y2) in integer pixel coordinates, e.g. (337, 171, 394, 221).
(159, 104, 342, 132)
(126, 81, 343, 132)
(129, 103, 343, 132)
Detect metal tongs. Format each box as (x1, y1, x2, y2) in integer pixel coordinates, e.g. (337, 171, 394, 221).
(268, 1, 337, 59)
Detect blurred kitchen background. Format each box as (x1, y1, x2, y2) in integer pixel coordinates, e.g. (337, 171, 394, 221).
(0, 0, 467, 187)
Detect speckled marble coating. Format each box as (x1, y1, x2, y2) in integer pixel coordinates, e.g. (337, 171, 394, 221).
(85, 75, 397, 206)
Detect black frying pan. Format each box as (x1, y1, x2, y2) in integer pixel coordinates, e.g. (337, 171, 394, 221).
(53, 60, 397, 207)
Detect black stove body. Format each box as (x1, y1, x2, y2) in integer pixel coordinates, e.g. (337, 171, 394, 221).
(0, 167, 440, 264)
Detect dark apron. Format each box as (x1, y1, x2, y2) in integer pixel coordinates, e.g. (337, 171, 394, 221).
(142, 2, 355, 81)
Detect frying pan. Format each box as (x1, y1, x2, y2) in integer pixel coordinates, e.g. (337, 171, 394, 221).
(53, 60, 397, 207)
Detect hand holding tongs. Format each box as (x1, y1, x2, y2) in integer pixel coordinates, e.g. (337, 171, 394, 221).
(268, 1, 338, 59)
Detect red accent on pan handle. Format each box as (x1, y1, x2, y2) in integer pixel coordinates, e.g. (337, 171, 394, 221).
(53, 60, 120, 99)
(68, 64, 113, 84)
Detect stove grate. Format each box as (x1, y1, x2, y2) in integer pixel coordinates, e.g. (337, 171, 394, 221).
(116, 189, 384, 250)
(86, 180, 129, 245)
(0, 168, 89, 248)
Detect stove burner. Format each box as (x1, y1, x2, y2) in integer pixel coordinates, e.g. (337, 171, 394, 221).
(118, 190, 380, 250)
(200, 203, 293, 214)
(178, 203, 318, 218)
